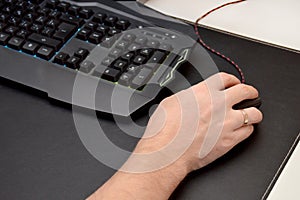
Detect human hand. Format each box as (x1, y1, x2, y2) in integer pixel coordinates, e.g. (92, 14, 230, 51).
(125, 72, 263, 176)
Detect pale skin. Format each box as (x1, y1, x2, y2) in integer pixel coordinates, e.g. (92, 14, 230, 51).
(87, 72, 263, 200)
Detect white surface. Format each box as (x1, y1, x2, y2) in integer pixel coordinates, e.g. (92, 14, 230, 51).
(138, 0, 300, 52)
(267, 140, 300, 200)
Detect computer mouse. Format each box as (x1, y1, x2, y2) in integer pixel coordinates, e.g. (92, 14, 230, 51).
(233, 97, 262, 110)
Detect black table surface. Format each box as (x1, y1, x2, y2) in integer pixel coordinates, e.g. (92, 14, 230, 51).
(1, 1, 300, 199)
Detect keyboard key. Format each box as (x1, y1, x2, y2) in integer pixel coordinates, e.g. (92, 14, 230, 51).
(48, 10, 61, 19)
(0, 32, 10, 45)
(105, 16, 117, 26)
(5, 26, 18, 35)
(36, 46, 55, 60)
(46, 0, 59, 9)
(102, 68, 121, 82)
(0, 22, 7, 31)
(22, 41, 39, 54)
(100, 36, 115, 48)
(7, 36, 24, 50)
(61, 14, 84, 28)
(16, 29, 30, 38)
(41, 27, 55, 37)
(148, 51, 167, 64)
(127, 64, 140, 75)
(121, 52, 134, 62)
(76, 28, 91, 41)
(133, 55, 147, 65)
(134, 37, 147, 45)
(35, 16, 48, 25)
(7, 16, 20, 26)
(131, 68, 152, 89)
(79, 8, 93, 19)
(101, 57, 114, 66)
(92, 13, 107, 23)
(30, 23, 43, 33)
(66, 56, 81, 69)
(37, 8, 50, 16)
(74, 48, 89, 59)
(108, 28, 121, 36)
(53, 22, 76, 42)
(113, 60, 128, 71)
(96, 25, 109, 35)
(128, 44, 140, 51)
(57, 2, 70, 12)
(115, 41, 129, 51)
(88, 32, 103, 44)
(139, 48, 154, 59)
(53, 52, 69, 65)
(146, 40, 159, 48)
(28, 33, 62, 51)
(109, 48, 122, 59)
(46, 19, 59, 29)
(79, 60, 95, 73)
(116, 19, 130, 30)
(19, 20, 32, 30)
(84, 22, 98, 30)
(122, 33, 136, 43)
(24, 13, 37, 23)
(118, 73, 133, 86)
(68, 5, 81, 16)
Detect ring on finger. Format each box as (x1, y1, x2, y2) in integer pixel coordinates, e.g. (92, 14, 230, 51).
(240, 109, 249, 125)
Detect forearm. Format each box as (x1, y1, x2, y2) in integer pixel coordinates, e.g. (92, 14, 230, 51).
(88, 163, 187, 200)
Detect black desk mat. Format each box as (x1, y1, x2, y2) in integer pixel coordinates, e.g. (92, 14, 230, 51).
(0, 1, 300, 199)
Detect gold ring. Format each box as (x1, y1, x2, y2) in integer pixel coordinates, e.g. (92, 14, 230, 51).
(241, 109, 249, 125)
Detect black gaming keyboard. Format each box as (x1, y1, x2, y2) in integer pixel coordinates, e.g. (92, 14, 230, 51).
(0, 0, 218, 116)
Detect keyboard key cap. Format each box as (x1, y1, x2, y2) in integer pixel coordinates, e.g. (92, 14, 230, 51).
(139, 48, 154, 59)
(92, 13, 107, 23)
(133, 55, 147, 65)
(74, 48, 89, 59)
(116, 19, 130, 30)
(84, 22, 98, 30)
(53, 52, 69, 65)
(36, 46, 55, 60)
(19, 20, 32, 30)
(16, 29, 30, 38)
(46, 0, 59, 9)
(41, 27, 55, 37)
(66, 56, 81, 69)
(7, 36, 24, 50)
(134, 37, 147, 45)
(0, 32, 10, 45)
(105, 16, 117, 26)
(109, 48, 122, 59)
(30, 23, 43, 33)
(79, 8, 93, 19)
(46, 19, 59, 29)
(57, 2, 70, 12)
(148, 51, 167, 64)
(5, 26, 18, 35)
(121, 52, 134, 61)
(76, 28, 91, 41)
(127, 64, 140, 75)
(108, 28, 121, 36)
(128, 43, 140, 51)
(100, 36, 115, 48)
(37, 8, 50, 16)
(122, 33, 136, 43)
(115, 41, 129, 50)
(22, 41, 39, 54)
(88, 32, 103, 44)
(28, 33, 62, 51)
(79, 60, 95, 73)
(113, 60, 128, 71)
(35, 15, 48, 25)
(131, 68, 152, 89)
(68, 5, 81, 16)
(147, 40, 159, 48)
(101, 57, 114, 67)
(119, 73, 133, 86)
(53, 22, 76, 42)
(101, 68, 121, 82)
(96, 25, 109, 35)
(61, 14, 84, 28)
(48, 10, 61, 19)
